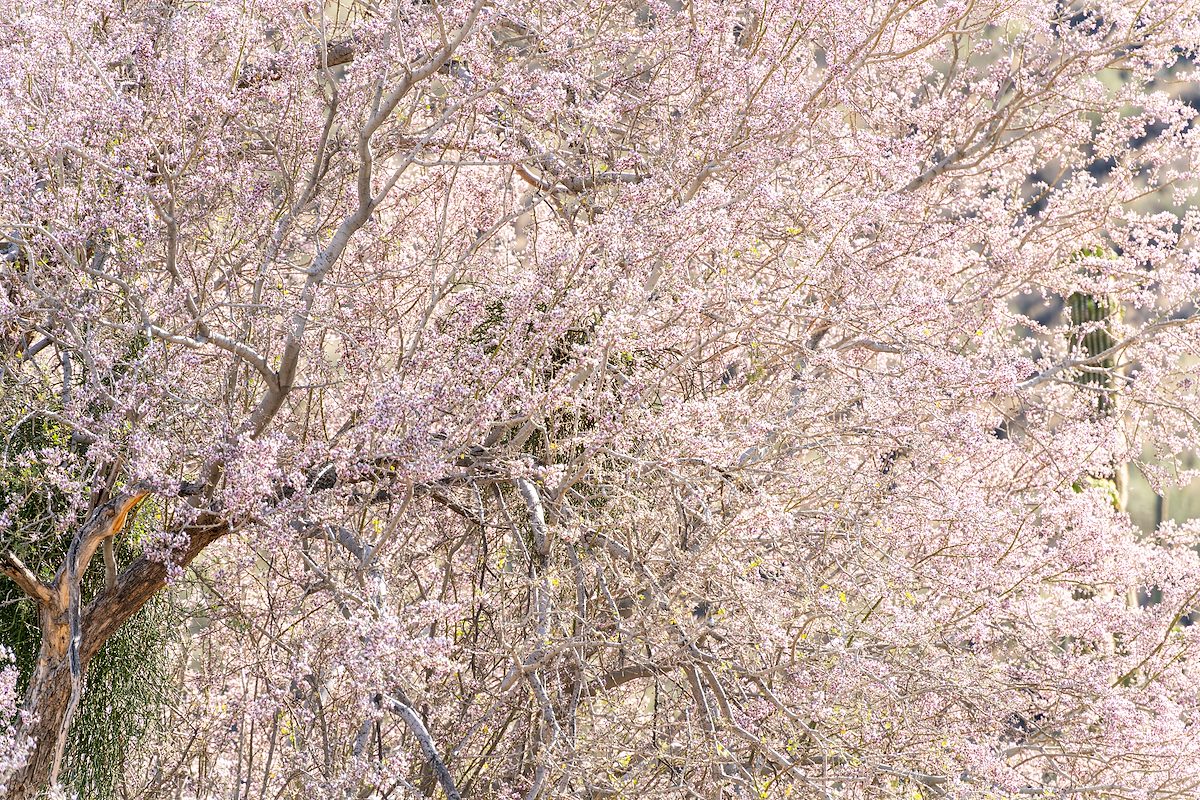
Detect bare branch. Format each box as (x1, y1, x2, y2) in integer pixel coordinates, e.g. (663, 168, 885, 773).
(1, 552, 53, 606)
(1018, 316, 1196, 390)
(386, 694, 462, 800)
(516, 478, 550, 557)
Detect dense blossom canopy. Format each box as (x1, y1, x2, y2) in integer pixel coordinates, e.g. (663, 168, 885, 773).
(2, 0, 1200, 798)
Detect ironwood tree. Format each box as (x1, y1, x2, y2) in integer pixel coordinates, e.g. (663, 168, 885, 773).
(3, 1, 1200, 798)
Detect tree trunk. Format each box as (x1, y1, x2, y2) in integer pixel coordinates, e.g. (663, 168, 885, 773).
(8, 600, 72, 800)
(11, 661, 72, 799)
(6, 511, 229, 798)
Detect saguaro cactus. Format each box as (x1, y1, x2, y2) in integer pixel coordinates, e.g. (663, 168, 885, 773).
(1067, 291, 1121, 412)
(1067, 247, 1128, 512)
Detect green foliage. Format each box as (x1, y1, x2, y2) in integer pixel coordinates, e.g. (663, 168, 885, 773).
(1071, 475, 1121, 510)
(0, 410, 75, 564)
(467, 299, 508, 354)
(0, 402, 171, 800)
(62, 592, 175, 800)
